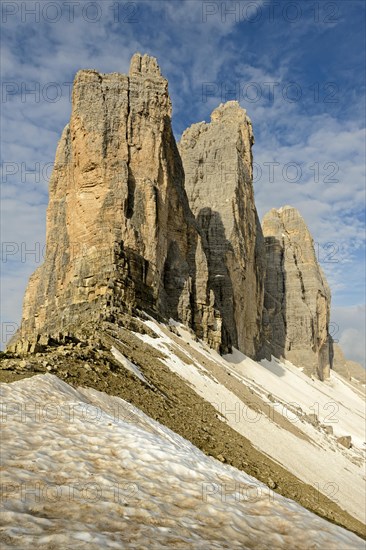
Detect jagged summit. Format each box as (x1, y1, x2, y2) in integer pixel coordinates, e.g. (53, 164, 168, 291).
(129, 52, 162, 76)
(180, 101, 252, 141)
(210, 100, 252, 125)
(73, 53, 162, 80)
(277, 204, 299, 213)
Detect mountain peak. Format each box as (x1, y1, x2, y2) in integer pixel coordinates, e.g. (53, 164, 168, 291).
(8, 53, 333, 382)
(129, 52, 161, 76)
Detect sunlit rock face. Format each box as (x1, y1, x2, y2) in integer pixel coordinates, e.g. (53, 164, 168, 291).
(9, 54, 226, 354)
(261, 206, 332, 379)
(9, 58, 266, 358)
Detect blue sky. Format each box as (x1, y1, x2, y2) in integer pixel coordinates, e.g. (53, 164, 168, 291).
(1, 0, 365, 365)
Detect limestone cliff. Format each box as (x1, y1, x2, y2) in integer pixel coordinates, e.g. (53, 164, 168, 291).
(261, 206, 332, 379)
(8, 55, 335, 374)
(9, 54, 225, 353)
(179, 102, 265, 357)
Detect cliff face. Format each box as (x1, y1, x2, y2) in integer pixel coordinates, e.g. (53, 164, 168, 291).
(179, 102, 265, 357)
(10, 54, 226, 353)
(261, 206, 332, 379)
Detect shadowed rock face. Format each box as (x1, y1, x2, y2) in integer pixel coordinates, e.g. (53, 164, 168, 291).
(261, 206, 333, 379)
(179, 102, 266, 358)
(9, 54, 227, 353)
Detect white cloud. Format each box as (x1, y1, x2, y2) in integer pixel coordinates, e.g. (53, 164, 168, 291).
(339, 328, 365, 368)
(331, 305, 366, 367)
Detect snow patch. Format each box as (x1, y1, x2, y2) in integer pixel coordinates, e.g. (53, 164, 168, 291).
(134, 319, 366, 524)
(1, 374, 364, 549)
